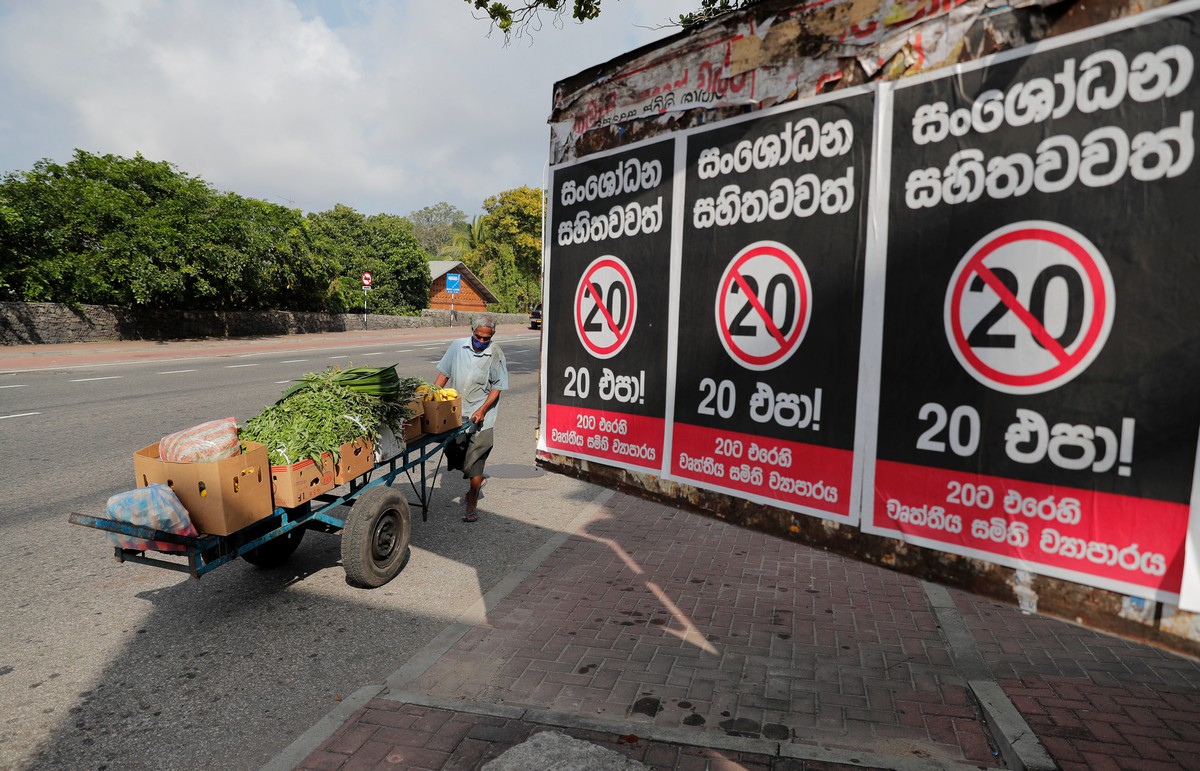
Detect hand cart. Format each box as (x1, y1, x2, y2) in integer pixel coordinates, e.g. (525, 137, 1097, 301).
(68, 426, 466, 588)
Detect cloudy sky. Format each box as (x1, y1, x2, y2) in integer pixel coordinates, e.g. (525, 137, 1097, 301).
(0, 0, 698, 218)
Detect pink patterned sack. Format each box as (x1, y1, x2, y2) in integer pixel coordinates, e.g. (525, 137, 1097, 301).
(160, 417, 240, 463)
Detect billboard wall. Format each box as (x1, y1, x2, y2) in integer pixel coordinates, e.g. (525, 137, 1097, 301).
(541, 1, 1200, 607)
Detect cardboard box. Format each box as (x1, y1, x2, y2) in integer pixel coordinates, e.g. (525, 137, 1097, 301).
(402, 401, 424, 443)
(134, 441, 274, 536)
(270, 453, 335, 509)
(421, 397, 462, 434)
(334, 437, 374, 485)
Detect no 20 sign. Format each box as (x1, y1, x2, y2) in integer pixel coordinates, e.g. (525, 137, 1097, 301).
(715, 241, 813, 371)
(944, 221, 1115, 395)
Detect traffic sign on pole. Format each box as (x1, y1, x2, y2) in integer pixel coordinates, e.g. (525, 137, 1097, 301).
(446, 273, 461, 294)
(361, 271, 373, 288)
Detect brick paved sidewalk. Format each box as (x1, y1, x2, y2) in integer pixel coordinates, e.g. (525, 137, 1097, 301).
(282, 492, 1200, 770)
(956, 592, 1200, 770)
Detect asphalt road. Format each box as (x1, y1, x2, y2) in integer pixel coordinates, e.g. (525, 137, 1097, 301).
(0, 327, 602, 770)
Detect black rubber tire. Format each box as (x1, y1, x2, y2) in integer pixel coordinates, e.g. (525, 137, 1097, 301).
(341, 485, 412, 588)
(242, 528, 305, 568)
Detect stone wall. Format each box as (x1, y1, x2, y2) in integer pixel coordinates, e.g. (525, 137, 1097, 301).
(0, 302, 529, 345)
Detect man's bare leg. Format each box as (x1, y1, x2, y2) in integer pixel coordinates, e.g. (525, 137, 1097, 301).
(466, 474, 485, 514)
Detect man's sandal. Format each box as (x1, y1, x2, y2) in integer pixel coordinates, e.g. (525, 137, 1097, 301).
(462, 511, 479, 523)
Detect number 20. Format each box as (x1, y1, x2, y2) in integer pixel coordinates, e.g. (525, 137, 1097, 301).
(698, 378, 735, 418)
(916, 403, 980, 457)
(564, 366, 590, 398)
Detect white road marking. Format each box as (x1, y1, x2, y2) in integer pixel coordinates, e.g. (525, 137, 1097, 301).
(328, 355, 349, 359)
(70, 376, 122, 382)
(361, 352, 385, 356)
(0, 384, 27, 389)
(158, 369, 197, 374)
(225, 363, 260, 369)
(0, 411, 39, 420)
(281, 359, 309, 364)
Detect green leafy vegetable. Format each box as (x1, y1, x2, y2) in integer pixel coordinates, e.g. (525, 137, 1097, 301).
(242, 364, 423, 466)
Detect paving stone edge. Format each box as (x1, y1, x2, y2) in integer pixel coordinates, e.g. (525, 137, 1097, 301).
(922, 582, 1057, 771)
(259, 683, 385, 771)
(381, 689, 984, 771)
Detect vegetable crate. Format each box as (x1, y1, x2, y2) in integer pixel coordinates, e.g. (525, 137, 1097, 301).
(69, 426, 466, 589)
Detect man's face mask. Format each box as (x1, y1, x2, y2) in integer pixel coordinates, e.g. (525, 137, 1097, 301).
(471, 329, 493, 351)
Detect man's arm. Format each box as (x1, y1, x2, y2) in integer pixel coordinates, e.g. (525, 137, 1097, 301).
(472, 389, 501, 425)
(434, 373, 449, 388)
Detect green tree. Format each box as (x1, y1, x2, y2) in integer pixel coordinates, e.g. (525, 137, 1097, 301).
(408, 202, 467, 257)
(0, 150, 336, 311)
(0, 151, 213, 307)
(306, 205, 430, 315)
(201, 195, 336, 312)
(461, 186, 544, 313)
(443, 215, 491, 267)
(473, 241, 541, 313)
(481, 186, 542, 277)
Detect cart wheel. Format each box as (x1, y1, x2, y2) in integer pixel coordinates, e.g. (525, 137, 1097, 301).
(243, 528, 306, 568)
(342, 485, 412, 588)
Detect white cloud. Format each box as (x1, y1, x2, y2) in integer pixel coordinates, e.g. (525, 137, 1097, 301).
(0, 0, 697, 216)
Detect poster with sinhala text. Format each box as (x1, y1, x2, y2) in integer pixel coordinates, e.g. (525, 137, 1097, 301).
(861, 5, 1200, 601)
(539, 139, 674, 473)
(666, 90, 874, 523)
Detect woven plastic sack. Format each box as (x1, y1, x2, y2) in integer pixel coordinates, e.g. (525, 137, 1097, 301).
(373, 425, 404, 464)
(105, 484, 199, 553)
(160, 417, 240, 463)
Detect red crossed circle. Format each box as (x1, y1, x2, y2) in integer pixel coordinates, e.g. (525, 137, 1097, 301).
(574, 256, 637, 358)
(945, 222, 1113, 394)
(715, 241, 811, 371)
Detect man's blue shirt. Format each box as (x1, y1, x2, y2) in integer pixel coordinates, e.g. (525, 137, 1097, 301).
(436, 338, 508, 430)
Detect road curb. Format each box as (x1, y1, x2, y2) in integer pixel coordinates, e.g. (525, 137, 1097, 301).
(923, 582, 1056, 771)
(259, 684, 385, 771)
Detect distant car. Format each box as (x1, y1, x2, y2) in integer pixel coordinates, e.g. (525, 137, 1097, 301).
(529, 303, 543, 330)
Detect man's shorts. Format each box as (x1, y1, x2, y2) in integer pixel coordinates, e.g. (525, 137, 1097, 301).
(445, 427, 494, 479)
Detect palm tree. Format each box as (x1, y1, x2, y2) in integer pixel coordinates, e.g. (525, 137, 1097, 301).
(440, 215, 490, 263)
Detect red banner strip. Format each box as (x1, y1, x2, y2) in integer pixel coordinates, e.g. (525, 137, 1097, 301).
(544, 404, 664, 471)
(872, 459, 1186, 593)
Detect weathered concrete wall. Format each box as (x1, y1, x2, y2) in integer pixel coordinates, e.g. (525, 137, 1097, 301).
(539, 0, 1200, 658)
(0, 302, 529, 345)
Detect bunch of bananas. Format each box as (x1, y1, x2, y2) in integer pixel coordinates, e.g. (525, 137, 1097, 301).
(415, 383, 459, 402)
